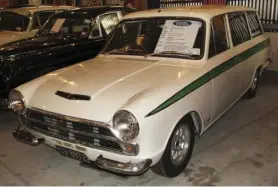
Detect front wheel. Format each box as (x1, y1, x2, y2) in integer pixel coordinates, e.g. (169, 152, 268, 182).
(151, 121, 195, 178)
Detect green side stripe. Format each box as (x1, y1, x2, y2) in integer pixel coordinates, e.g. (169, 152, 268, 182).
(146, 38, 270, 117)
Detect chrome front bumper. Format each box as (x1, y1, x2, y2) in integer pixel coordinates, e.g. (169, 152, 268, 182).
(13, 125, 45, 146)
(13, 125, 152, 175)
(95, 156, 152, 176)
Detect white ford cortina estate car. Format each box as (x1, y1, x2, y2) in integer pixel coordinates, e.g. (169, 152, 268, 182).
(10, 5, 271, 177)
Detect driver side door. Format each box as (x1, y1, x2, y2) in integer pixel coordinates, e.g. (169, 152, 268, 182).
(208, 14, 244, 122)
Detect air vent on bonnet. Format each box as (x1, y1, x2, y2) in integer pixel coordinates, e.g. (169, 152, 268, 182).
(55, 91, 91, 101)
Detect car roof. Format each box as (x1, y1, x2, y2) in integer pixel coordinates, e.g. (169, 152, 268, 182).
(1, 5, 75, 17)
(123, 5, 256, 21)
(53, 6, 137, 18)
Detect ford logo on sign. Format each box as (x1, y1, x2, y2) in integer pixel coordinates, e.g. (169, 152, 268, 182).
(173, 21, 192, 26)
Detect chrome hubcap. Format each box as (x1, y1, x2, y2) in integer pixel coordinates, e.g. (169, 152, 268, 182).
(170, 125, 191, 166)
(251, 74, 258, 91)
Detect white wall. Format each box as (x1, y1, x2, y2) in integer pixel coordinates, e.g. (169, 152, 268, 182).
(266, 32, 278, 72)
(105, 0, 124, 5)
(29, 0, 41, 5)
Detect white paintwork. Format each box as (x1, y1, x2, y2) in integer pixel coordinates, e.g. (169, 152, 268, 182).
(0, 6, 75, 45)
(15, 6, 271, 166)
(0, 30, 38, 45)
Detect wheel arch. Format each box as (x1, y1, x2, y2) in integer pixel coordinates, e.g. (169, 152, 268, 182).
(256, 65, 263, 77)
(177, 111, 204, 136)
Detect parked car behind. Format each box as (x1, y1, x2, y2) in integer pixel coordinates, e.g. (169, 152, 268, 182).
(0, 6, 137, 107)
(0, 5, 75, 45)
(10, 5, 271, 177)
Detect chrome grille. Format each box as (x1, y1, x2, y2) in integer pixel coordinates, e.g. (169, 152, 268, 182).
(24, 108, 122, 153)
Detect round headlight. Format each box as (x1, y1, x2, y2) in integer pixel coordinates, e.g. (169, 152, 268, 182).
(113, 110, 139, 141)
(9, 89, 26, 115)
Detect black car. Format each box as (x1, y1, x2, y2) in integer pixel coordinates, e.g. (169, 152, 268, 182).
(0, 6, 137, 107)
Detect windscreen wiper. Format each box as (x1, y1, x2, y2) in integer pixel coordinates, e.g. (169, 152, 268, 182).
(104, 48, 146, 56)
(144, 50, 196, 59)
(104, 48, 126, 56)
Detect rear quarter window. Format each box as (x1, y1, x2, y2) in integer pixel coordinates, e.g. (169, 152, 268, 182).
(228, 12, 251, 46)
(246, 11, 263, 38)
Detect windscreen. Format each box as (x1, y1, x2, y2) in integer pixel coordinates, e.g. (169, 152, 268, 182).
(39, 14, 92, 38)
(0, 11, 29, 31)
(101, 18, 205, 59)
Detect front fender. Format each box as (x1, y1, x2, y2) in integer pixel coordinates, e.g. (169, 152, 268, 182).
(15, 66, 70, 105)
(116, 80, 211, 164)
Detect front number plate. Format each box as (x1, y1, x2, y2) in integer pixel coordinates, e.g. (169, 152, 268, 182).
(56, 146, 90, 163)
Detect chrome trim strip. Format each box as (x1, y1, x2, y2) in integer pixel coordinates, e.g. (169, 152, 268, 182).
(26, 107, 139, 156)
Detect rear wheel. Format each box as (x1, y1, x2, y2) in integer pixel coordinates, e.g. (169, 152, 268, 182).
(152, 120, 195, 178)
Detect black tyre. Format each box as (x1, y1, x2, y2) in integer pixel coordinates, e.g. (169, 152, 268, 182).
(245, 69, 260, 99)
(151, 119, 195, 178)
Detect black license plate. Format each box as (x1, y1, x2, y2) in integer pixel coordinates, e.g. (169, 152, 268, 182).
(56, 146, 90, 163)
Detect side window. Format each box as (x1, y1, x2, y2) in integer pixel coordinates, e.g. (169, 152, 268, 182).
(228, 12, 251, 46)
(211, 15, 229, 55)
(246, 11, 263, 38)
(99, 12, 119, 36)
